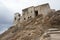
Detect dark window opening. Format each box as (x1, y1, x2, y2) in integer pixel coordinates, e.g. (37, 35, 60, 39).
(28, 16, 32, 19)
(15, 17, 16, 20)
(24, 18, 26, 20)
(18, 14, 20, 17)
(35, 11, 38, 16)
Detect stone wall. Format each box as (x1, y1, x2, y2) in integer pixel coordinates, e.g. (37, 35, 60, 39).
(0, 3, 60, 40)
(14, 3, 51, 24)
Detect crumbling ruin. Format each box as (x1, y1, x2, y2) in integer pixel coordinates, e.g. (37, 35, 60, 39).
(0, 3, 60, 40)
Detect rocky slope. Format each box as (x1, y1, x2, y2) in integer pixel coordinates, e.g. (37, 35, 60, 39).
(0, 10, 60, 40)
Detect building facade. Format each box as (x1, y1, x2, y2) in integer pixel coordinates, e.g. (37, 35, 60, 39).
(14, 3, 54, 24)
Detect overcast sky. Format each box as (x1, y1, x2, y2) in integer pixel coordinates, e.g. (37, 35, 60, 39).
(0, 0, 60, 34)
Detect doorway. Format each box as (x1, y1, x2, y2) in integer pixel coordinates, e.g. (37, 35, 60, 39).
(35, 11, 38, 16)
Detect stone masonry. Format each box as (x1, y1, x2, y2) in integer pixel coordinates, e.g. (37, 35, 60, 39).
(0, 3, 60, 40)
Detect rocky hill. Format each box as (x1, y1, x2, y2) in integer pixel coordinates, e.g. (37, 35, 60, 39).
(0, 10, 60, 40)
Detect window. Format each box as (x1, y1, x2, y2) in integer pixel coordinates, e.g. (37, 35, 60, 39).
(24, 18, 26, 20)
(28, 16, 32, 19)
(15, 17, 16, 20)
(35, 11, 38, 16)
(18, 14, 20, 17)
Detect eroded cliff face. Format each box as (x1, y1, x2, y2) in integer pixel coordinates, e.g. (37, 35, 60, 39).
(0, 10, 60, 40)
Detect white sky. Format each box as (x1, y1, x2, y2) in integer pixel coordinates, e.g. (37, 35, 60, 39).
(0, 0, 60, 14)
